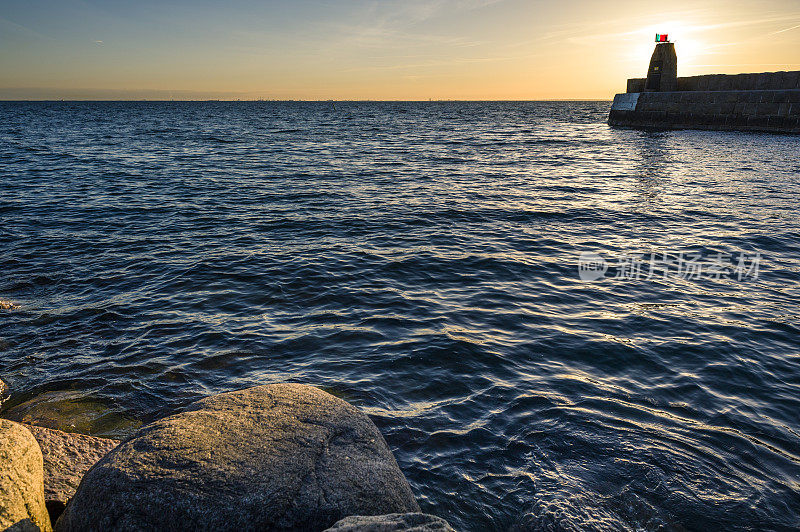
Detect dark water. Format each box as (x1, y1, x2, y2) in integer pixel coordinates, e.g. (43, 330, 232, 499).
(1, 101, 799, 531)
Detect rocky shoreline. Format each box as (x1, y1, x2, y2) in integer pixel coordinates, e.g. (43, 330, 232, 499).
(0, 380, 455, 531)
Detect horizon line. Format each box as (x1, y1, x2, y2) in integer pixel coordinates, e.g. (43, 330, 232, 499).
(0, 98, 613, 103)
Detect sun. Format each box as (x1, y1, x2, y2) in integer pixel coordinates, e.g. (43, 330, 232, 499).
(631, 21, 710, 68)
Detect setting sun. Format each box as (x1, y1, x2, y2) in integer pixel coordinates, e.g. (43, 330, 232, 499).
(1, 1, 800, 531)
(2, 0, 799, 100)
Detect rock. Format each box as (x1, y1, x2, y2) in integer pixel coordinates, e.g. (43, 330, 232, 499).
(0, 419, 53, 532)
(57, 383, 420, 531)
(23, 424, 119, 523)
(0, 378, 8, 407)
(324, 513, 457, 531)
(0, 299, 18, 310)
(2, 390, 141, 439)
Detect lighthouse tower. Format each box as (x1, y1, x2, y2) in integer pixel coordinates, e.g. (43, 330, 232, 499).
(645, 34, 677, 92)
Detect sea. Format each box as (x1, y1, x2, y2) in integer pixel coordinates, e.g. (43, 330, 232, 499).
(1, 101, 799, 531)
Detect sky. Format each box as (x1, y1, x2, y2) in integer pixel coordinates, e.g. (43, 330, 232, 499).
(1, 0, 800, 100)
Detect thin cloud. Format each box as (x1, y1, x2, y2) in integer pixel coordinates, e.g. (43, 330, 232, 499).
(0, 16, 50, 40)
(693, 63, 800, 67)
(538, 11, 800, 45)
(324, 0, 505, 51)
(770, 23, 800, 35)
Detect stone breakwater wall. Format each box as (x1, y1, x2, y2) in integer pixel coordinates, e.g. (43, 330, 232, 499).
(609, 89, 800, 133)
(612, 70, 800, 133)
(626, 71, 800, 94)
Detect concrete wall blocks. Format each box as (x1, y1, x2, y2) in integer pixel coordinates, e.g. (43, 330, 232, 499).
(628, 71, 800, 93)
(608, 89, 800, 133)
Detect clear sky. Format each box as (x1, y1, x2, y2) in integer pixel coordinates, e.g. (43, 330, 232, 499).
(2, 0, 799, 100)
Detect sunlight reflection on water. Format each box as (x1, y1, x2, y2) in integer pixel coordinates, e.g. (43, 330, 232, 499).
(1, 101, 799, 530)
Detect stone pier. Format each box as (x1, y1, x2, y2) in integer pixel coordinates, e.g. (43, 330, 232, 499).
(609, 42, 800, 133)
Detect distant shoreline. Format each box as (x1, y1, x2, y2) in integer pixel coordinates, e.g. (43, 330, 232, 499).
(0, 99, 612, 103)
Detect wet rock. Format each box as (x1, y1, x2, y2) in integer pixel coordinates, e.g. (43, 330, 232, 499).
(0, 378, 8, 407)
(2, 390, 141, 439)
(23, 424, 118, 523)
(0, 419, 53, 532)
(324, 513, 457, 531)
(57, 383, 420, 531)
(0, 300, 19, 310)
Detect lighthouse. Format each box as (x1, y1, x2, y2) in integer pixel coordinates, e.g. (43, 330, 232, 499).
(645, 34, 677, 92)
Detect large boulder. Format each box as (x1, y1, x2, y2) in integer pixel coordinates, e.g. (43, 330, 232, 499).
(324, 513, 456, 531)
(0, 419, 52, 532)
(23, 424, 119, 522)
(57, 384, 420, 531)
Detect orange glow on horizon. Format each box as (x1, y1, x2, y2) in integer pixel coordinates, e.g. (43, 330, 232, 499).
(1, 0, 799, 100)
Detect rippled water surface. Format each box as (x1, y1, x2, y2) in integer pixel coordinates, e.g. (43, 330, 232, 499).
(1, 101, 799, 531)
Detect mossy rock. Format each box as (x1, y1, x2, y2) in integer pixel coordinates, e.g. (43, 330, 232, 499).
(3, 390, 141, 439)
